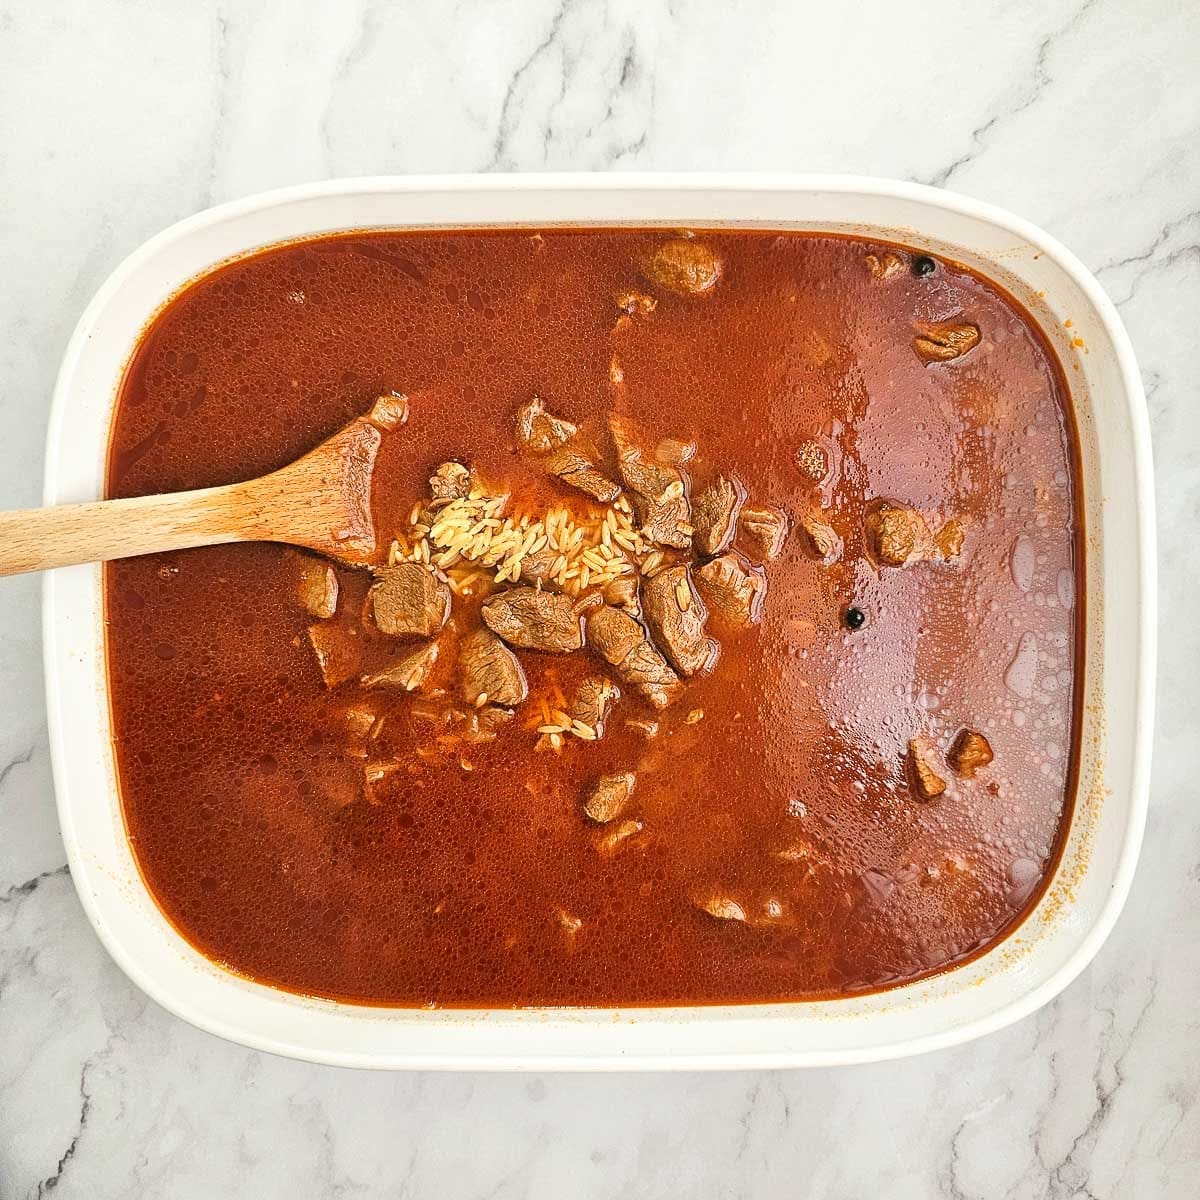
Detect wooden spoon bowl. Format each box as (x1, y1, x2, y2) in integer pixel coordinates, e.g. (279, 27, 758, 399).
(0, 393, 408, 577)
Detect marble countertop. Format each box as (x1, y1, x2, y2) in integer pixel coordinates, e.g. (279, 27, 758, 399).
(1, 1, 1195, 1196)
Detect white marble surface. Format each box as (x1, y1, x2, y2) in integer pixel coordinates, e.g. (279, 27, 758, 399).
(0, 0, 1196, 1196)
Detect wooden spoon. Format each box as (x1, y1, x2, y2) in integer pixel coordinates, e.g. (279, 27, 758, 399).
(0, 393, 408, 577)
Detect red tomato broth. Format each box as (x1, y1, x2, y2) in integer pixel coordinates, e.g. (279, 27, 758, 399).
(105, 229, 1082, 1006)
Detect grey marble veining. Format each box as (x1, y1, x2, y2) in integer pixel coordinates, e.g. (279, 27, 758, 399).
(0, 1, 1196, 1196)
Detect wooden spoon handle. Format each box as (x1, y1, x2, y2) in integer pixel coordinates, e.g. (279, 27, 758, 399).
(0, 483, 262, 576)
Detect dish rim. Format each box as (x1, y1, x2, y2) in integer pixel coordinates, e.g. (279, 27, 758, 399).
(42, 173, 1155, 1069)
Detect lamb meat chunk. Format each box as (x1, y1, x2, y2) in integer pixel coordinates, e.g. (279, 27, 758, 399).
(694, 552, 767, 626)
(586, 604, 645, 665)
(655, 437, 696, 466)
(569, 676, 621, 738)
(583, 771, 635, 824)
(293, 555, 339, 619)
(586, 605, 682, 711)
(611, 421, 692, 547)
(452, 704, 515, 744)
(360, 641, 439, 692)
(429, 461, 471, 503)
(515, 394, 576, 455)
(864, 500, 935, 567)
(593, 817, 644, 856)
(617, 446, 678, 503)
(341, 702, 379, 742)
(739, 504, 788, 561)
(798, 509, 842, 563)
(602, 574, 639, 611)
(642, 566, 715, 677)
(691, 475, 744, 557)
(517, 544, 561, 583)
(638, 492, 692, 550)
(865, 252, 905, 280)
(459, 629, 528, 707)
(620, 642, 683, 711)
(695, 894, 748, 923)
(306, 622, 363, 688)
(482, 587, 584, 653)
(369, 563, 451, 638)
(367, 392, 409, 430)
(616, 289, 657, 315)
(642, 238, 721, 296)
(934, 518, 966, 560)
(544, 445, 621, 503)
(907, 738, 948, 800)
(948, 729, 994, 778)
(913, 320, 981, 364)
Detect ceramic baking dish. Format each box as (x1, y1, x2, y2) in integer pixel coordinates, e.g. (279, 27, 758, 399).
(43, 175, 1154, 1069)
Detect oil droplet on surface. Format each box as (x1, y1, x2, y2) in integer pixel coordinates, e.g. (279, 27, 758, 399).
(1010, 535, 1035, 592)
(1006, 857, 1041, 907)
(1005, 632, 1039, 699)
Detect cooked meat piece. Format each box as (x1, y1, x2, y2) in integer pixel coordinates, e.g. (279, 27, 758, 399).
(515, 394, 577, 455)
(429, 461, 471, 503)
(691, 475, 744, 557)
(948, 729, 994, 778)
(452, 704, 515, 744)
(913, 320, 981, 364)
(583, 771, 635, 824)
(459, 629, 527, 707)
(516, 396, 619, 501)
(695, 894, 747, 922)
(543, 445, 621, 503)
(342, 702, 379, 741)
(616, 289, 657, 315)
(618, 458, 691, 549)
(798, 509, 842, 563)
(602, 574, 639, 610)
(586, 604, 645, 664)
(616, 445, 677, 504)
(517, 544, 561, 583)
(694, 552, 767, 626)
(569, 676, 621, 738)
(363, 759, 402, 792)
(865, 500, 935, 567)
(642, 238, 721, 295)
(908, 738, 948, 800)
(556, 907, 583, 952)
(593, 817, 644, 856)
(482, 588, 584, 653)
(642, 566, 716, 677)
(306, 622, 362, 688)
(934, 518, 966, 560)
(620, 642, 683, 711)
(369, 563, 451, 638)
(586, 605, 682, 711)
(638, 492, 692, 550)
(655, 437, 696, 466)
(739, 505, 788, 561)
(865, 252, 905, 279)
(294, 555, 339, 619)
(360, 641, 439, 692)
(367, 392, 409, 430)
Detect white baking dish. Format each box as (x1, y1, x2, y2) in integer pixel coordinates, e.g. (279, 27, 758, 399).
(43, 175, 1155, 1070)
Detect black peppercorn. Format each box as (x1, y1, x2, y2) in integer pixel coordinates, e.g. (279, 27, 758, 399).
(911, 255, 937, 278)
(844, 606, 867, 630)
